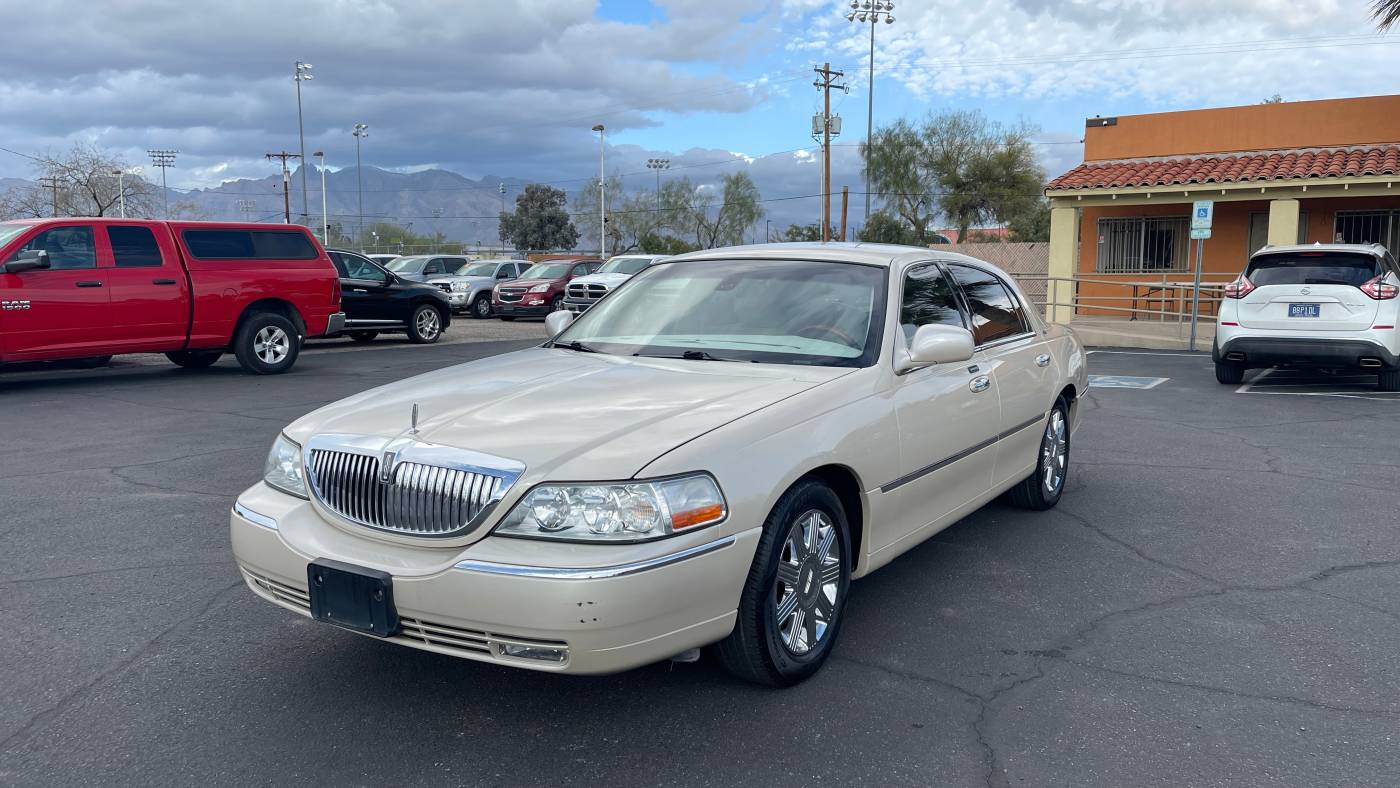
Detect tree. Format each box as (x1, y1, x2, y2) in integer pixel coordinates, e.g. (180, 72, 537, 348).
(690, 172, 764, 249)
(857, 212, 920, 245)
(499, 184, 579, 251)
(1260, 94, 1285, 104)
(1006, 200, 1051, 242)
(637, 230, 698, 256)
(779, 222, 836, 242)
(862, 110, 1047, 244)
(1374, 0, 1400, 29)
(0, 143, 158, 220)
(574, 176, 666, 255)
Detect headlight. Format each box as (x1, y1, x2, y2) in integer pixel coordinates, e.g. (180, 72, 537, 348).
(263, 433, 308, 498)
(528, 283, 549, 293)
(450, 281, 469, 291)
(493, 474, 726, 542)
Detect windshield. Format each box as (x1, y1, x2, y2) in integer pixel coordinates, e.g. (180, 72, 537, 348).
(385, 257, 425, 273)
(1246, 252, 1382, 287)
(0, 222, 30, 249)
(459, 263, 500, 277)
(599, 256, 654, 275)
(555, 259, 886, 367)
(520, 263, 571, 280)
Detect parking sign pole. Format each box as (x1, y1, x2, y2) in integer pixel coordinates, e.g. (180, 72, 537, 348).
(1188, 238, 1204, 351)
(1188, 200, 1214, 352)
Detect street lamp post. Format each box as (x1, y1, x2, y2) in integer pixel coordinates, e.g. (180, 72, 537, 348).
(352, 123, 368, 248)
(314, 151, 328, 245)
(846, 1, 895, 223)
(592, 124, 606, 259)
(112, 170, 127, 218)
(498, 182, 507, 253)
(294, 61, 313, 225)
(766, 219, 772, 243)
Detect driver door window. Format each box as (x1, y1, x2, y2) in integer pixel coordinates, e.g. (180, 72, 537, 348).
(7, 226, 97, 270)
(423, 259, 444, 275)
(900, 263, 968, 345)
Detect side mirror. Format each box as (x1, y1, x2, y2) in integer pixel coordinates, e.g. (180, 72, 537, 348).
(4, 249, 50, 274)
(545, 310, 574, 336)
(896, 324, 975, 372)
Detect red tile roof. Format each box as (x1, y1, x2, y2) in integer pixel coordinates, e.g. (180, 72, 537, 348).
(1046, 145, 1400, 191)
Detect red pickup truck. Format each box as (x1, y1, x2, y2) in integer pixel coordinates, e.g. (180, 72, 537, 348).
(0, 218, 344, 374)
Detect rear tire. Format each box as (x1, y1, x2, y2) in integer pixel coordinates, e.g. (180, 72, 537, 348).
(406, 304, 444, 344)
(348, 331, 379, 343)
(1379, 370, 1400, 392)
(233, 312, 300, 375)
(715, 479, 852, 687)
(1214, 362, 1245, 385)
(1008, 400, 1069, 511)
(471, 294, 493, 319)
(165, 350, 221, 369)
(68, 355, 114, 369)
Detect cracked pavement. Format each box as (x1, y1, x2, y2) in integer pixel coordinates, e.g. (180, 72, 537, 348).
(2, 345, 1397, 786)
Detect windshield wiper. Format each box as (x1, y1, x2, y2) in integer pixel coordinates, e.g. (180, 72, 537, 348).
(634, 349, 747, 363)
(554, 340, 600, 353)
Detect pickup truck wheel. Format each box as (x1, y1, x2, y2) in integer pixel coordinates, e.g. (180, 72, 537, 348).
(233, 312, 300, 375)
(68, 355, 114, 369)
(1008, 400, 1069, 511)
(165, 350, 222, 369)
(348, 331, 379, 343)
(472, 293, 493, 319)
(715, 479, 851, 687)
(407, 304, 444, 344)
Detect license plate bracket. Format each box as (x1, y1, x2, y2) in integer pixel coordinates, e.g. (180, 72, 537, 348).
(1288, 303, 1321, 318)
(307, 559, 399, 637)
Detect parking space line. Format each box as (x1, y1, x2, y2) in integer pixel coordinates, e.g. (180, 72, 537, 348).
(1235, 368, 1272, 394)
(1085, 350, 1202, 357)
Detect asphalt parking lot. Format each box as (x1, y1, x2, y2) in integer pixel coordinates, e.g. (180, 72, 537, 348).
(2, 338, 1397, 787)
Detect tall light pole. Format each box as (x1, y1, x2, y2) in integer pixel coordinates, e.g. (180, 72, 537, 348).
(498, 182, 507, 251)
(147, 150, 177, 218)
(314, 151, 328, 244)
(592, 124, 606, 259)
(352, 123, 368, 247)
(294, 61, 313, 225)
(846, 0, 895, 223)
(112, 170, 127, 218)
(646, 158, 670, 196)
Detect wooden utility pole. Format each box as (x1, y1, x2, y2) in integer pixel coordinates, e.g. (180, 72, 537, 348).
(37, 176, 61, 217)
(265, 151, 302, 224)
(813, 63, 846, 243)
(840, 186, 850, 241)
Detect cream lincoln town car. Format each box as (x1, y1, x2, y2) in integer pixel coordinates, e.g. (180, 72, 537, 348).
(232, 243, 1087, 686)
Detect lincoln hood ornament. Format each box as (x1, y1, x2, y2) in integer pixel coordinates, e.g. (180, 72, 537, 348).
(410, 403, 419, 435)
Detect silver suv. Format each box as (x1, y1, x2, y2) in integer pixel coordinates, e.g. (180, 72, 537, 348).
(425, 259, 528, 318)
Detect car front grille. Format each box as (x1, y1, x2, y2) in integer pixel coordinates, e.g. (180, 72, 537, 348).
(497, 287, 526, 303)
(566, 283, 608, 302)
(435, 283, 453, 294)
(307, 447, 514, 537)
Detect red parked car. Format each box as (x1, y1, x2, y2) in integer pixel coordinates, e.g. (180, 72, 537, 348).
(0, 218, 344, 374)
(492, 258, 601, 320)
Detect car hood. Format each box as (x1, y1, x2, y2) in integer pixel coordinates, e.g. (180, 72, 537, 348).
(285, 347, 851, 483)
(570, 272, 632, 288)
(501, 278, 561, 289)
(425, 275, 494, 287)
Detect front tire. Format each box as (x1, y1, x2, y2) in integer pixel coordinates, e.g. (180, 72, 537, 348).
(233, 312, 300, 375)
(348, 331, 379, 343)
(715, 479, 852, 687)
(549, 294, 564, 313)
(407, 304, 444, 344)
(1215, 362, 1245, 385)
(1008, 400, 1070, 510)
(471, 293, 493, 319)
(165, 350, 221, 369)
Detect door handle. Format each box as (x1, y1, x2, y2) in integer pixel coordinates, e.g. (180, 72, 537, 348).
(967, 364, 980, 373)
(152, 278, 178, 286)
(970, 375, 991, 393)
(352, 288, 368, 293)
(1035, 353, 1051, 367)
(75, 281, 103, 288)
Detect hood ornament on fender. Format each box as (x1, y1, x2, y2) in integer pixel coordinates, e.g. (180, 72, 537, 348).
(410, 403, 420, 435)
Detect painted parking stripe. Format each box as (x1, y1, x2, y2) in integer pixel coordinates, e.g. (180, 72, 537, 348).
(1088, 375, 1169, 390)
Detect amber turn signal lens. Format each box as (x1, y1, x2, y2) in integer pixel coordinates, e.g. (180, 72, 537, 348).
(671, 503, 726, 530)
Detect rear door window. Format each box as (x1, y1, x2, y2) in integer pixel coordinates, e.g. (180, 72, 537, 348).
(948, 264, 1031, 345)
(109, 226, 164, 268)
(1246, 252, 1381, 287)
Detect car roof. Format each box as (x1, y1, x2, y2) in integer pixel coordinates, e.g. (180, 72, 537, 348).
(1253, 242, 1389, 258)
(667, 242, 981, 270)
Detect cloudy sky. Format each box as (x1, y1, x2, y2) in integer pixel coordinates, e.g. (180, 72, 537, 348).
(3, 0, 1399, 233)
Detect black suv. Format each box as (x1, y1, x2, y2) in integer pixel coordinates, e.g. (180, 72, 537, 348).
(326, 249, 452, 344)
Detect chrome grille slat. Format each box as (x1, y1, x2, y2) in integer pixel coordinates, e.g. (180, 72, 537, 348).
(306, 444, 518, 538)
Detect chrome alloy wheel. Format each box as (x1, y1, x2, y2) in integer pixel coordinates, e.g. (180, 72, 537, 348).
(1042, 408, 1068, 494)
(253, 326, 291, 365)
(774, 509, 841, 655)
(416, 308, 442, 339)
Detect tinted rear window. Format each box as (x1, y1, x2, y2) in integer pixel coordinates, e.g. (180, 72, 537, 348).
(182, 230, 318, 260)
(1246, 253, 1380, 287)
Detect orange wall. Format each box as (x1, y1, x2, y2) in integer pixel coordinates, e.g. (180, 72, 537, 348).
(1084, 94, 1400, 162)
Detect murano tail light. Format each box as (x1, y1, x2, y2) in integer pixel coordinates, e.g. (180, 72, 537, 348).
(1359, 275, 1399, 300)
(1224, 276, 1254, 299)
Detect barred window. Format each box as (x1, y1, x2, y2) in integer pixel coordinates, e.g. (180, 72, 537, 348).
(1335, 210, 1400, 256)
(1095, 216, 1189, 274)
